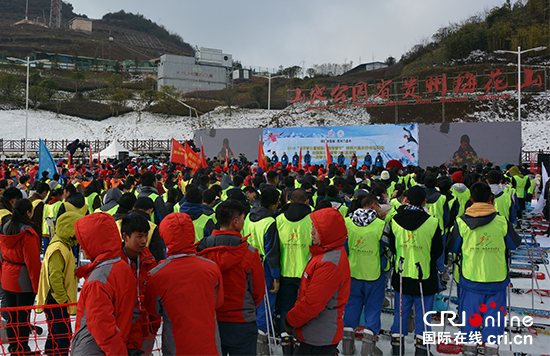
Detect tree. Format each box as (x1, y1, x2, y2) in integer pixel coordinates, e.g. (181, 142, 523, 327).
(141, 89, 157, 107)
(158, 85, 178, 116)
(306, 68, 316, 78)
(108, 74, 123, 93)
(29, 73, 42, 86)
(249, 85, 266, 105)
(385, 56, 396, 66)
(0, 74, 20, 100)
(108, 93, 127, 116)
(71, 72, 85, 95)
(217, 87, 237, 116)
(39, 79, 59, 101)
(113, 61, 122, 73)
(28, 86, 46, 108)
(143, 77, 157, 90)
(282, 65, 302, 78)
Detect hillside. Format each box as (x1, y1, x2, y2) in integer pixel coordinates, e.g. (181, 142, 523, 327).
(0, 0, 193, 60)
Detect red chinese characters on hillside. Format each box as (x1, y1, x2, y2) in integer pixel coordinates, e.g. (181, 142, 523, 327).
(291, 68, 543, 109)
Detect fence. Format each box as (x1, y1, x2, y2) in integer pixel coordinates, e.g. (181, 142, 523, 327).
(0, 303, 162, 355)
(0, 139, 172, 155)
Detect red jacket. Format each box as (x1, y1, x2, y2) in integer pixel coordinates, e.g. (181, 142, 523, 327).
(121, 247, 158, 351)
(198, 229, 265, 323)
(286, 208, 351, 347)
(145, 213, 223, 355)
(0, 223, 41, 293)
(71, 213, 136, 356)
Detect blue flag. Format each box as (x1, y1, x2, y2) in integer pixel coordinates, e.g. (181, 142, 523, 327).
(39, 138, 58, 178)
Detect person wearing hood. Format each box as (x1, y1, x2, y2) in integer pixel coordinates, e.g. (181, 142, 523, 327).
(424, 175, 449, 276)
(325, 185, 348, 218)
(342, 193, 390, 356)
(388, 185, 443, 356)
(71, 213, 136, 355)
(487, 170, 516, 225)
(138, 171, 168, 225)
(36, 212, 82, 356)
(283, 207, 351, 356)
(197, 200, 264, 356)
(275, 189, 313, 356)
(242, 187, 281, 348)
(447, 182, 520, 356)
(56, 184, 88, 219)
(179, 187, 217, 243)
(95, 187, 122, 215)
(119, 213, 159, 355)
(0, 199, 42, 355)
(509, 165, 530, 218)
(450, 171, 471, 217)
(145, 216, 221, 353)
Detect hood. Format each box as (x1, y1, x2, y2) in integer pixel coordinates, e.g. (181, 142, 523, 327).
(220, 174, 233, 190)
(489, 184, 504, 196)
(140, 186, 159, 195)
(350, 208, 378, 227)
(425, 189, 442, 204)
(508, 166, 523, 179)
(179, 201, 204, 218)
(283, 203, 311, 222)
(198, 232, 249, 272)
(66, 192, 86, 209)
(75, 213, 121, 262)
(159, 213, 197, 256)
(101, 188, 122, 212)
(451, 183, 468, 194)
(310, 207, 347, 249)
(50, 212, 82, 248)
(0, 223, 34, 249)
(249, 206, 274, 222)
(393, 205, 430, 231)
(464, 202, 497, 218)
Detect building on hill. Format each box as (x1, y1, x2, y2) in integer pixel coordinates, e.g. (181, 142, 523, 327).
(68, 17, 92, 34)
(158, 48, 232, 93)
(346, 61, 388, 75)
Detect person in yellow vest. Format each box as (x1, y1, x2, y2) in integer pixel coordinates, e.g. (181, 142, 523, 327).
(276, 189, 312, 356)
(42, 188, 64, 250)
(131, 197, 166, 263)
(450, 171, 471, 218)
(95, 187, 121, 216)
(242, 186, 281, 351)
(28, 182, 50, 240)
(424, 175, 448, 276)
(487, 170, 516, 225)
(138, 171, 168, 225)
(447, 182, 520, 356)
(342, 193, 390, 356)
(179, 187, 217, 243)
(83, 180, 103, 215)
(37, 212, 81, 356)
(389, 186, 443, 356)
(56, 184, 88, 219)
(509, 166, 530, 218)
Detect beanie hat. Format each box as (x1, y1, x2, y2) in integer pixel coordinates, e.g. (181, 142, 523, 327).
(407, 186, 427, 206)
(451, 171, 463, 183)
(380, 170, 390, 180)
(215, 166, 222, 174)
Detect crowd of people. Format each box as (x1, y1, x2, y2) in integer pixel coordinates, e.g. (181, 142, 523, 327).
(0, 154, 542, 356)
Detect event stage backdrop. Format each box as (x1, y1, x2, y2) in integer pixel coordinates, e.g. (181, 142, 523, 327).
(195, 122, 521, 168)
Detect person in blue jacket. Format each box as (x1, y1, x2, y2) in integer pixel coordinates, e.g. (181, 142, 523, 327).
(364, 152, 372, 169)
(292, 152, 299, 166)
(281, 152, 289, 166)
(304, 151, 311, 166)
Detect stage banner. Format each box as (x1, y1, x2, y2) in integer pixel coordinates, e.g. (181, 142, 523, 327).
(196, 128, 263, 162)
(262, 124, 418, 167)
(418, 122, 521, 168)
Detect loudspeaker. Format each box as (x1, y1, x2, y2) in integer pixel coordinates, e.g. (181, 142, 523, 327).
(118, 151, 129, 161)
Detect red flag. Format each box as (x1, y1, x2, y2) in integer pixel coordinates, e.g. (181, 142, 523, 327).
(258, 136, 267, 171)
(98, 150, 101, 166)
(298, 146, 302, 170)
(200, 137, 207, 169)
(169, 138, 187, 165)
(185, 142, 202, 173)
(89, 145, 93, 166)
(225, 149, 229, 168)
(325, 138, 332, 166)
(68, 152, 71, 166)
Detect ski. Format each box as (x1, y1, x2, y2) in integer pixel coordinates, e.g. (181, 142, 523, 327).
(510, 306, 550, 319)
(510, 271, 545, 279)
(512, 250, 548, 258)
(511, 264, 540, 271)
(511, 288, 550, 297)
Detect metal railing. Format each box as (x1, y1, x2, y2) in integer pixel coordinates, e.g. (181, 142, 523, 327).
(0, 139, 172, 154)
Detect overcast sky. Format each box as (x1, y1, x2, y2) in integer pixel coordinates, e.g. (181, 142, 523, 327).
(68, 0, 506, 71)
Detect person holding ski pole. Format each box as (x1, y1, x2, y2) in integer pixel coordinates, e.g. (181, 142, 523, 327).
(448, 182, 520, 356)
(388, 185, 443, 356)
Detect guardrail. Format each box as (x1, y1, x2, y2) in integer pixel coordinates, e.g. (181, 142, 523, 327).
(0, 139, 172, 154)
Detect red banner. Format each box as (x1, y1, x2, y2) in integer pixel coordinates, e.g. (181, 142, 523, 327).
(325, 138, 331, 166)
(258, 137, 267, 171)
(89, 145, 93, 166)
(298, 146, 302, 170)
(185, 142, 202, 173)
(170, 138, 187, 165)
(200, 137, 207, 169)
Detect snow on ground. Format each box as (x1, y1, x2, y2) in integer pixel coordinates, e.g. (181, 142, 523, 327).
(0, 100, 548, 151)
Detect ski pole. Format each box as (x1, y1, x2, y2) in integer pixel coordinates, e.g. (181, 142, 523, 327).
(519, 225, 544, 306)
(416, 262, 429, 356)
(398, 257, 404, 356)
(264, 283, 275, 355)
(529, 226, 550, 291)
